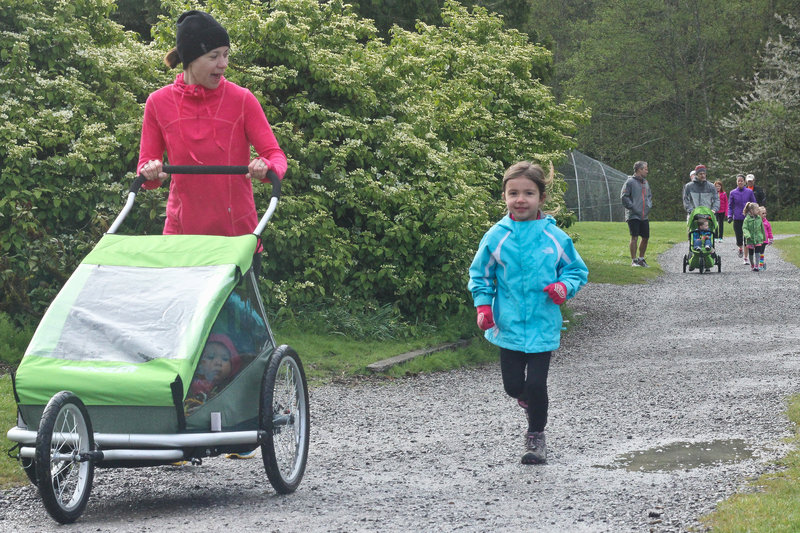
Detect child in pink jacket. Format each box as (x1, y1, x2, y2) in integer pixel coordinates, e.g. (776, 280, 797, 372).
(760, 206, 774, 270)
(714, 180, 728, 241)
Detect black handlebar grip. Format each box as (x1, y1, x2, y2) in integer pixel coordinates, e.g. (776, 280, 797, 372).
(266, 169, 281, 199)
(162, 165, 249, 175)
(130, 175, 147, 194)
(133, 165, 281, 199)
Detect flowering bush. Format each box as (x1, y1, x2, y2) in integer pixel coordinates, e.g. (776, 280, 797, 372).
(2, 0, 585, 324)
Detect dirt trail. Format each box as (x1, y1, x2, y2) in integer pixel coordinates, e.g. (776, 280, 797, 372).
(3, 237, 800, 532)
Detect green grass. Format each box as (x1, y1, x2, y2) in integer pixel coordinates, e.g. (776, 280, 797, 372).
(571, 221, 686, 284)
(699, 397, 800, 532)
(274, 309, 497, 385)
(0, 374, 24, 488)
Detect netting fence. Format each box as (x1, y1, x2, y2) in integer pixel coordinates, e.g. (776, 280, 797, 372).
(559, 150, 629, 222)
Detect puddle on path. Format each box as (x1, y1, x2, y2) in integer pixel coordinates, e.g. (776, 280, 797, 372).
(599, 439, 753, 472)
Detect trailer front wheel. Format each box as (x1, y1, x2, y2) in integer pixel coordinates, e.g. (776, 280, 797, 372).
(35, 391, 95, 524)
(260, 345, 310, 494)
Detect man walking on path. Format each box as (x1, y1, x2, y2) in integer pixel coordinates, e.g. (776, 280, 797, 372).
(746, 173, 766, 206)
(683, 164, 720, 217)
(620, 161, 652, 267)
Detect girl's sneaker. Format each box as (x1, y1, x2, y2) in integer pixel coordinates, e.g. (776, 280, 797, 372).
(226, 449, 257, 460)
(752, 266, 759, 272)
(522, 431, 547, 464)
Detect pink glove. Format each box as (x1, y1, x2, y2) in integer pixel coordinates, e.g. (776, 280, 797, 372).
(544, 282, 567, 305)
(476, 305, 495, 330)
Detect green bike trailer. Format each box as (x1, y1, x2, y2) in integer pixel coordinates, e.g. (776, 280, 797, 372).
(7, 167, 310, 524)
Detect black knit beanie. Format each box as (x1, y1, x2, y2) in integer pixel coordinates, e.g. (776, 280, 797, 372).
(176, 10, 230, 68)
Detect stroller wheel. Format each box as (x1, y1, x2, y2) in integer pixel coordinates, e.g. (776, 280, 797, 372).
(698, 256, 705, 274)
(682, 254, 688, 273)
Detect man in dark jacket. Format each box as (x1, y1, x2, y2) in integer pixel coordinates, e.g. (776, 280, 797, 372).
(746, 173, 766, 206)
(620, 161, 652, 267)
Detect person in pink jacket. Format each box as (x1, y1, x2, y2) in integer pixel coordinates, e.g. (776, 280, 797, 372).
(759, 205, 774, 270)
(713, 180, 728, 242)
(137, 10, 287, 238)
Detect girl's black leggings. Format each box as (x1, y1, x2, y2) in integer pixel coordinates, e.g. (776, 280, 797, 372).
(734, 219, 744, 247)
(748, 243, 766, 262)
(715, 213, 725, 239)
(499, 349, 552, 433)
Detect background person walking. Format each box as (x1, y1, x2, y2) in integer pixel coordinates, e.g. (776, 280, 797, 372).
(746, 173, 766, 206)
(468, 161, 588, 465)
(759, 206, 774, 270)
(714, 180, 728, 241)
(682, 164, 719, 218)
(620, 161, 652, 267)
(727, 174, 757, 262)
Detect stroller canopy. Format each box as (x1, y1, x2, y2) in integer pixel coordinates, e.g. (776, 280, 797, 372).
(15, 233, 258, 408)
(688, 206, 718, 233)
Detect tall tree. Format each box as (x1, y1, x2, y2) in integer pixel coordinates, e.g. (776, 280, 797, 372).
(558, 0, 788, 219)
(713, 14, 800, 216)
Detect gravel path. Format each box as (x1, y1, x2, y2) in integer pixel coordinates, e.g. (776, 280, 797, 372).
(3, 237, 800, 532)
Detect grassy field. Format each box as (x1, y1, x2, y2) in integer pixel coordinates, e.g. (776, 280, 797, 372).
(3, 221, 800, 532)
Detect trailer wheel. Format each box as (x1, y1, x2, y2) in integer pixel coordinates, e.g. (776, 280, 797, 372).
(35, 391, 95, 524)
(260, 345, 310, 494)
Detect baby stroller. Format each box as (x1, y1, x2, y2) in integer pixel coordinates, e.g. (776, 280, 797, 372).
(683, 206, 722, 274)
(6, 166, 310, 524)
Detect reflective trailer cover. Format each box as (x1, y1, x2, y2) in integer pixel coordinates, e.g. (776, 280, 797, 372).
(14, 233, 258, 409)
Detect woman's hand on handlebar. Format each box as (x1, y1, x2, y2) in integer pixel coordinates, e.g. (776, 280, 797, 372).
(140, 160, 167, 183)
(247, 157, 270, 182)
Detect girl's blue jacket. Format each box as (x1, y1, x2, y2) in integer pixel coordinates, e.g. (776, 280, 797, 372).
(468, 214, 588, 353)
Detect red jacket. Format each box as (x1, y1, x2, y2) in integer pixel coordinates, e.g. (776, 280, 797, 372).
(716, 190, 728, 215)
(137, 74, 287, 236)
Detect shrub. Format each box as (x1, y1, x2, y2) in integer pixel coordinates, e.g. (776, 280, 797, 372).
(0, 313, 32, 368)
(3, 0, 585, 327)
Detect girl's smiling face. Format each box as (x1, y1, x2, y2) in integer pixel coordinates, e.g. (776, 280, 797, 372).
(503, 176, 546, 221)
(185, 46, 229, 89)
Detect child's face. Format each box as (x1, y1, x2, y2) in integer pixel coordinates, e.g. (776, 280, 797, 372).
(760, 207, 767, 218)
(198, 341, 232, 383)
(698, 220, 708, 230)
(503, 177, 546, 222)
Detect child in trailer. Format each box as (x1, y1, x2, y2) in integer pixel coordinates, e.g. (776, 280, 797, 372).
(742, 202, 766, 272)
(760, 206, 774, 270)
(184, 333, 242, 415)
(468, 161, 588, 465)
(691, 217, 714, 252)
